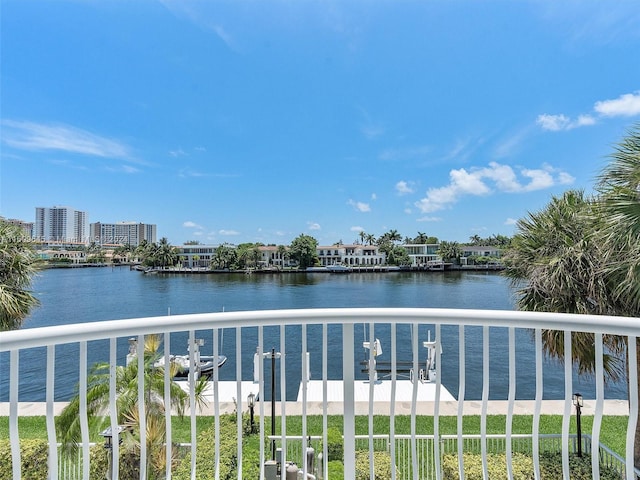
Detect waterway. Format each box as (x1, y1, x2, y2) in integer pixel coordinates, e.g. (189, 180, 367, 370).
(0, 267, 628, 402)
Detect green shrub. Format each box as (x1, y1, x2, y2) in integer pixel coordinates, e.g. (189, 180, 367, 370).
(322, 427, 343, 462)
(327, 460, 344, 479)
(355, 450, 395, 480)
(442, 452, 535, 480)
(0, 438, 49, 480)
(442, 451, 624, 480)
(88, 444, 141, 480)
(173, 413, 261, 480)
(539, 451, 622, 480)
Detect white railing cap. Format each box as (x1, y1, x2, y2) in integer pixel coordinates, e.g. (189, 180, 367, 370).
(1, 307, 638, 351)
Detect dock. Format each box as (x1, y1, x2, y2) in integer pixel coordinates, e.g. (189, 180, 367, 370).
(0, 379, 630, 417)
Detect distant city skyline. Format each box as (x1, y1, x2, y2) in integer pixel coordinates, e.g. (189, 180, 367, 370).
(2, 2, 639, 245)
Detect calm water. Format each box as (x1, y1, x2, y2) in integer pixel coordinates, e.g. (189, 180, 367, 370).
(0, 267, 627, 401)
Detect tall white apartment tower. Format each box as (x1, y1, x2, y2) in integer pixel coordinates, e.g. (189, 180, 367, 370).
(89, 221, 157, 246)
(34, 206, 89, 243)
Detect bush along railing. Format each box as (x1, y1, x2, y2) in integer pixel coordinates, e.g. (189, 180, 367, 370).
(268, 433, 633, 480)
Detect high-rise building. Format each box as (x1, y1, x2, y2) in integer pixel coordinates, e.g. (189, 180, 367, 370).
(34, 206, 88, 243)
(90, 221, 157, 247)
(1, 217, 34, 238)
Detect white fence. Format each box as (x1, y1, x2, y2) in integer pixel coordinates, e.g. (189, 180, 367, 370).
(1, 307, 639, 479)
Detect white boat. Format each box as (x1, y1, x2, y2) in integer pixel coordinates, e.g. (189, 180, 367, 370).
(154, 353, 227, 377)
(326, 263, 351, 273)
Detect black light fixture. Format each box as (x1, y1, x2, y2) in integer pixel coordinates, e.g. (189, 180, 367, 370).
(247, 391, 256, 433)
(572, 393, 583, 457)
(100, 425, 127, 480)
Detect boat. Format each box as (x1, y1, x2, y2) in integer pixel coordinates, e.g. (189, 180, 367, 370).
(126, 334, 228, 378)
(154, 353, 227, 378)
(326, 263, 351, 273)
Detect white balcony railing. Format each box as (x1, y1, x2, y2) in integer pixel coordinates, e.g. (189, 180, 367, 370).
(1, 307, 638, 479)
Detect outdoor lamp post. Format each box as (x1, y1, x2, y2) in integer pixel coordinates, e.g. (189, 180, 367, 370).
(247, 391, 256, 433)
(100, 425, 126, 480)
(573, 392, 583, 457)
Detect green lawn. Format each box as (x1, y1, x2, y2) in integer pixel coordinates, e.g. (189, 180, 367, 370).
(0, 414, 629, 458)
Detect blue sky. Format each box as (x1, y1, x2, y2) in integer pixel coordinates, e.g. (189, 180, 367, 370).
(2, 1, 640, 246)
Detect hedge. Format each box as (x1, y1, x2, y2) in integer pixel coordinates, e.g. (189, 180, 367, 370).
(0, 439, 49, 480)
(172, 413, 261, 480)
(442, 451, 623, 480)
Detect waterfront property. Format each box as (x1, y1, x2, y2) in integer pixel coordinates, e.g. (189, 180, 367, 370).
(1, 308, 637, 479)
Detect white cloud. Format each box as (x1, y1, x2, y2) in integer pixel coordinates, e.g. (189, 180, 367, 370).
(1, 120, 134, 159)
(169, 148, 188, 157)
(504, 218, 518, 225)
(417, 216, 442, 222)
(350, 226, 364, 232)
(395, 180, 414, 195)
(537, 91, 640, 133)
(414, 162, 574, 213)
(594, 91, 640, 117)
(371, 193, 377, 200)
(347, 199, 371, 212)
(536, 114, 570, 131)
(308, 222, 321, 230)
(536, 112, 598, 131)
(219, 229, 240, 236)
(183, 221, 204, 229)
(575, 114, 596, 127)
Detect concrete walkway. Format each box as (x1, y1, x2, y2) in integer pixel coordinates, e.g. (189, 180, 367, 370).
(0, 399, 629, 417)
(1, 380, 630, 417)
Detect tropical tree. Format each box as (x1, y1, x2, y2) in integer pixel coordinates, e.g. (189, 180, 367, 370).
(386, 245, 411, 266)
(289, 234, 318, 269)
(56, 335, 206, 479)
(502, 190, 626, 374)
(212, 244, 237, 270)
(156, 237, 178, 268)
(365, 233, 376, 246)
(596, 123, 640, 468)
(437, 241, 462, 265)
(276, 245, 289, 269)
(0, 220, 41, 331)
(503, 124, 640, 468)
(113, 244, 134, 264)
(414, 232, 430, 244)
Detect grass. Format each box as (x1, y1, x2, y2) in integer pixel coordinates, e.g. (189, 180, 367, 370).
(0, 414, 629, 458)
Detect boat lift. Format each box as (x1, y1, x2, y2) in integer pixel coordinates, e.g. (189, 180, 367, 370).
(361, 331, 440, 384)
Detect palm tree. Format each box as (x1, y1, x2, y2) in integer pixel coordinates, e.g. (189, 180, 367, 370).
(437, 240, 462, 265)
(596, 123, 640, 468)
(502, 190, 626, 378)
(365, 233, 376, 246)
(212, 244, 237, 270)
(156, 238, 177, 269)
(469, 234, 481, 245)
(387, 229, 402, 244)
(504, 124, 640, 468)
(0, 220, 41, 331)
(57, 334, 206, 478)
(414, 232, 429, 244)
